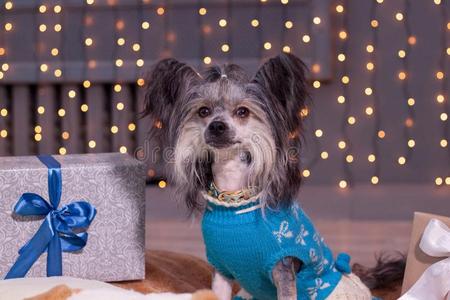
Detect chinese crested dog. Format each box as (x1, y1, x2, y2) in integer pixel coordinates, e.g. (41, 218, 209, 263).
(142, 54, 403, 300)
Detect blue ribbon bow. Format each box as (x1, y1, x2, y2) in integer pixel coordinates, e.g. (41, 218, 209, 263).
(5, 155, 96, 279)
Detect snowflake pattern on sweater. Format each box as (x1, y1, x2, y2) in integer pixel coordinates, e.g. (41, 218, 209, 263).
(202, 201, 351, 300)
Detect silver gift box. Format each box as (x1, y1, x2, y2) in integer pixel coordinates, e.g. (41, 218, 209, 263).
(0, 153, 146, 282)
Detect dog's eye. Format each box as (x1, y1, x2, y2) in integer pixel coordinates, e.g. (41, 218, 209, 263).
(236, 107, 249, 118)
(198, 106, 211, 118)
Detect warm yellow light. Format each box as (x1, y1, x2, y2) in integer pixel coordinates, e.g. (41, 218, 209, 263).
(437, 94, 445, 103)
(282, 46, 291, 53)
(37, 106, 45, 114)
(83, 80, 91, 88)
(141, 21, 150, 30)
(313, 81, 321, 89)
(300, 108, 309, 118)
(446, 177, 450, 185)
(81, 104, 89, 112)
(156, 7, 165, 15)
(0, 71, 4, 80)
(312, 64, 321, 73)
(440, 113, 448, 121)
(111, 126, 119, 134)
(339, 180, 347, 189)
(315, 129, 323, 137)
(285, 21, 293, 29)
(341, 76, 350, 84)
(320, 151, 329, 159)
(198, 7, 207, 15)
(336, 5, 344, 13)
(221, 44, 230, 52)
(117, 38, 125, 46)
(0, 108, 8, 117)
(395, 12, 404, 21)
(313, 17, 321, 25)
(366, 44, 374, 53)
(58, 108, 66, 117)
(62, 131, 70, 140)
(398, 71, 407, 80)
(434, 0, 441, 4)
(68, 90, 76, 98)
(54, 69, 62, 78)
(366, 62, 374, 71)
(406, 98, 415, 106)
(51, 48, 59, 56)
(88, 140, 96, 148)
(436, 71, 444, 80)
(116, 102, 125, 111)
(407, 139, 415, 148)
(339, 31, 347, 39)
(447, 47, 450, 56)
(54, 24, 62, 32)
(114, 84, 122, 93)
(4, 23, 12, 31)
(158, 180, 167, 188)
(137, 78, 145, 86)
(281, 0, 289, 4)
(86, 0, 95, 4)
(440, 139, 448, 148)
(365, 107, 374, 115)
(119, 146, 127, 154)
(59, 147, 67, 155)
(302, 169, 311, 177)
(39, 24, 47, 32)
(39, 5, 47, 13)
(346, 155, 354, 163)
(132, 43, 140, 52)
(85, 38, 93, 46)
(371, 176, 379, 185)
(5, 1, 13, 10)
(347, 116, 356, 125)
(0, 130, 7, 138)
(128, 123, 136, 131)
(398, 156, 406, 165)
(115, 59, 123, 67)
(264, 42, 272, 50)
(34, 134, 42, 142)
(54, 5, 62, 13)
(136, 59, 144, 67)
(364, 87, 373, 95)
(435, 177, 443, 186)
(1, 63, 9, 72)
(408, 36, 417, 45)
(40, 64, 48, 72)
(219, 19, 227, 27)
(34, 125, 42, 134)
(337, 96, 345, 104)
(302, 35, 311, 43)
(398, 50, 406, 58)
(338, 140, 346, 149)
(251, 19, 259, 27)
(368, 154, 376, 162)
(371, 20, 378, 28)
(338, 53, 346, 62)
(0, 48, 5, 56)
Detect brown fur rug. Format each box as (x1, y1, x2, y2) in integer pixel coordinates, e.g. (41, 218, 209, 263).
(115, 250, 401, 299)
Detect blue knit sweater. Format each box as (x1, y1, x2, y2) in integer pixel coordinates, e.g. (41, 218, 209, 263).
(202, 201, 351, 300)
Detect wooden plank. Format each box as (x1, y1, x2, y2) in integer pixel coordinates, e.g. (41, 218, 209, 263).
(36, 85, 57, 155)
(86, 84, 108, 153)
(61, 85, 83, 154)
(111, 84, 133, 154)
(0, 87, 10, 156)
(11, 85, 32, 156)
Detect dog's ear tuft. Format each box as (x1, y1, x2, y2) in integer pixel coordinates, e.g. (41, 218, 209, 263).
(142, 58, 200, 145)
(253, 53, 309, 133)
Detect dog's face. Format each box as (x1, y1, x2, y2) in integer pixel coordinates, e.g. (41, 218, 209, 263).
(143, 54, 309, 212)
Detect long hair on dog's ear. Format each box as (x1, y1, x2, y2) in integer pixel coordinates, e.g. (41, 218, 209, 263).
(142, 59, 206, 212)
(142, 58, 200, 149)
(251, 53, 309, 208)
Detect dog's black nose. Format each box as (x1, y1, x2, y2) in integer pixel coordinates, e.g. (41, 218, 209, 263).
(208, 121, 227, 136)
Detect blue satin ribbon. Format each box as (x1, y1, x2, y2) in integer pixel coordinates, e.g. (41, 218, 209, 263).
(5, 155, 96, 279)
